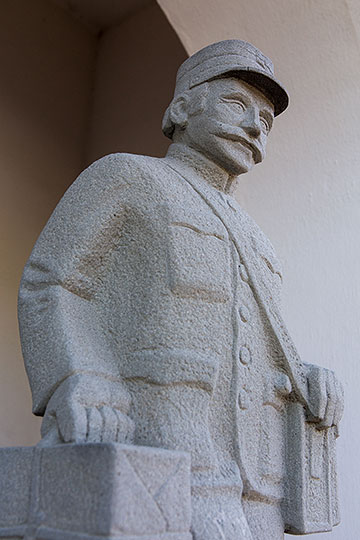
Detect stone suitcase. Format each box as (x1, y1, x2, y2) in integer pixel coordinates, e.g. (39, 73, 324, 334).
(0, 443, 191, 540)
(283, 403, 339, 534)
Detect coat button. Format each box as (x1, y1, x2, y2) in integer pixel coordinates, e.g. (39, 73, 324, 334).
(238, 389, 250, 409)
(239, 263, 249, 282)
(239, 346, 251, 365)
(275, 373, 292, 396)
(239, 306, 250, 322)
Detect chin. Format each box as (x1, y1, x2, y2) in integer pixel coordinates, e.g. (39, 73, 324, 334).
(223, 154, 254, 176)
(218, 143, 256, 176)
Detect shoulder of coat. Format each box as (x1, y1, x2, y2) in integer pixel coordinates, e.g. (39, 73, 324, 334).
(81, 153, 166, 186)
(59, 153, 175, 224)
(72, 153, 171, 203)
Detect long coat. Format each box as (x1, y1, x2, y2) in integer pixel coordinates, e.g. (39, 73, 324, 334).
(18, 145, 336, 538)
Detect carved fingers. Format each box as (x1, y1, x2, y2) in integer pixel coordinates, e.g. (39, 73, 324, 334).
(333, 376, 345, 428)
(322, 371, 337, 429)
(40, 373, 135, 445)
(306, 363, 344, 430)
(85, 406, 135, 443)
(113, 409, 135, 443)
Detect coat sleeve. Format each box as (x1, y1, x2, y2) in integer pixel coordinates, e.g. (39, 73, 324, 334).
(18, 154, 136, 415)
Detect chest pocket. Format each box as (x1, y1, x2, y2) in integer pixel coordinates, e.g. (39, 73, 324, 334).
(167, 212, 231, 303)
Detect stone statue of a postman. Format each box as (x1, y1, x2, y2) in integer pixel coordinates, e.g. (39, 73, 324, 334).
(18, 40, 344, 540)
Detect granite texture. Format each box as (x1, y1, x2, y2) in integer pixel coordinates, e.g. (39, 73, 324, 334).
(0, 444, 191, 540)
(16, 40, 344, 539)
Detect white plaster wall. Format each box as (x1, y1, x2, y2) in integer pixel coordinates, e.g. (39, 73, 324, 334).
(157, 0, 360, 538)
(0, 0, 97, 446)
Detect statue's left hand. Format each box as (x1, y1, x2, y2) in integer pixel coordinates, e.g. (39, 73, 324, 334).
(305, 363, 344, 430)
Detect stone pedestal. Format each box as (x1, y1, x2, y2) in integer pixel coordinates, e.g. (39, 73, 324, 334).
(0, 443, 191, 540)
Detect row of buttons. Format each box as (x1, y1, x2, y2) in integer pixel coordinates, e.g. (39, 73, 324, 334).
(235, 244, 292, 410)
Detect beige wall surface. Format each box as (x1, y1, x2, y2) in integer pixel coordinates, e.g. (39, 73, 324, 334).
(158, 0, 360, 538)
(0, 0, 97, 446)
(87, 1, 186, 164)
(0, 0, 186, 447)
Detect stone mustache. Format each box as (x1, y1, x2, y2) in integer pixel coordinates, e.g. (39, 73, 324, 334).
(17, 40, 344, 540)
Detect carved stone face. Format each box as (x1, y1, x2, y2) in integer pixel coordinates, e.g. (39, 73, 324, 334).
(183, 77, 274, 176)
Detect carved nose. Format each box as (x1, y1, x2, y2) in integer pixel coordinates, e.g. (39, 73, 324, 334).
(240, 107, 261, 138)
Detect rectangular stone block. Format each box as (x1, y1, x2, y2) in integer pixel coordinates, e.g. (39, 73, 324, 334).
(283, 402, 339, 534)
(0, 447, 33, 527)
(0, 444, 191, 540)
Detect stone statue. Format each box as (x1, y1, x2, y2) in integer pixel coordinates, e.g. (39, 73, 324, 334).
(18, 40, 343, 540)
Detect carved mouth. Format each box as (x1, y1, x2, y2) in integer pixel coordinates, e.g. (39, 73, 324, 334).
(237, 137, 259, 160)
(211, 129, 261, 162)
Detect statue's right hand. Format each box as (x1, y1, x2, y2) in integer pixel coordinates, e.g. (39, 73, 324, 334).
(39, 373, 135, 446)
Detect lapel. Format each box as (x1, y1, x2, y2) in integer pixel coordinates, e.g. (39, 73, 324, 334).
(165, 159, 312, 415)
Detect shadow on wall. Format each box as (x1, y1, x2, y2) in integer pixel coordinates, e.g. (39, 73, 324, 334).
(86, 1, 188, 164)
(0, 0, 187, 447)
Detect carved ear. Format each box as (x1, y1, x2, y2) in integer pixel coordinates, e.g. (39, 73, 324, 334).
(169, 96, 188, 130)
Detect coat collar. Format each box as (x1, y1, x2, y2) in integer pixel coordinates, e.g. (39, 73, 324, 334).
(165, 143, 239, 195)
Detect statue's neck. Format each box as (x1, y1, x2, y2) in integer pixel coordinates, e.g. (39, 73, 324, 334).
(165, 143, 238, 195)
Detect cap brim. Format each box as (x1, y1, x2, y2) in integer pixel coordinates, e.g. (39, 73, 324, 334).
(190, 66, 289, 116)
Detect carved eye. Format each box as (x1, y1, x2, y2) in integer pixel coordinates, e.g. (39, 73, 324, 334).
(224, 99, 246, 113)
(260, 117, 270, 135)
